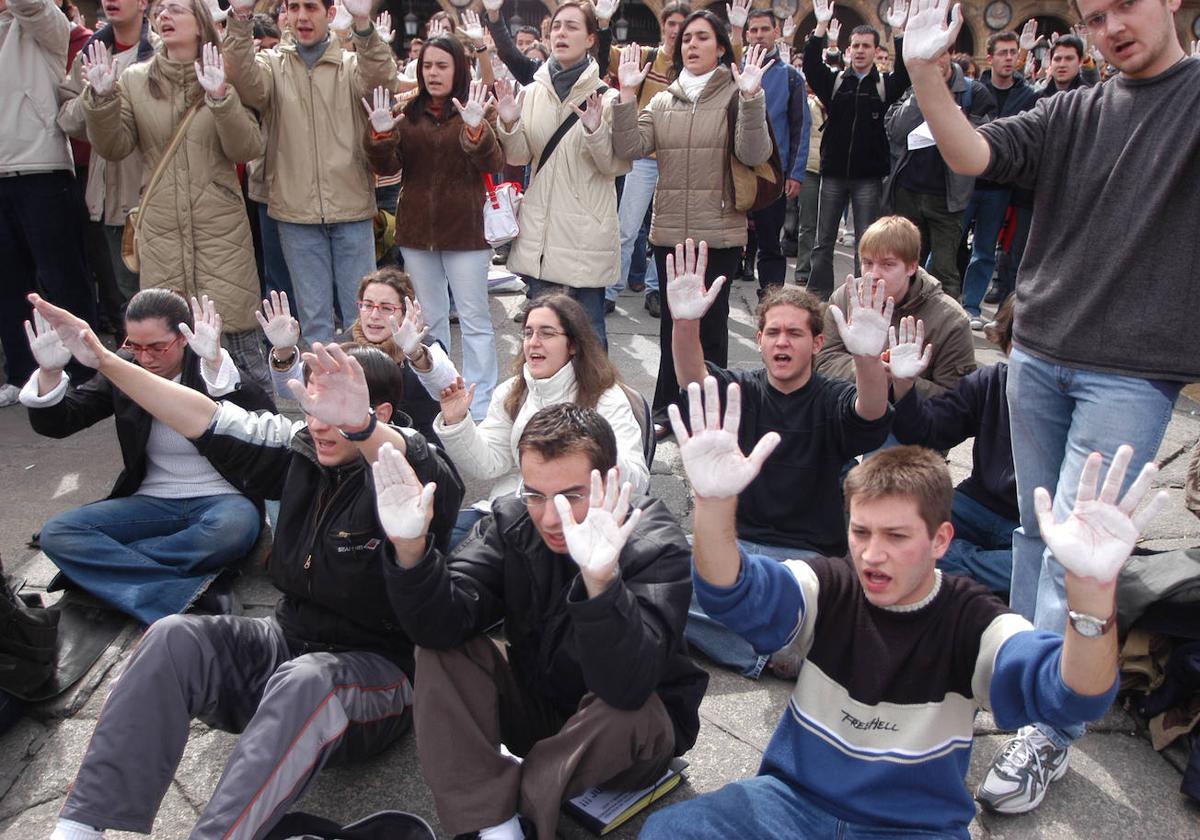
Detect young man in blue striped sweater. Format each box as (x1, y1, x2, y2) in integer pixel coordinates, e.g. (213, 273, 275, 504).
(642, 376, 1164, 838)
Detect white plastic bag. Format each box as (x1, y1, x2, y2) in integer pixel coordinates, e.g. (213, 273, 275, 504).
(483, 174, 521, 247)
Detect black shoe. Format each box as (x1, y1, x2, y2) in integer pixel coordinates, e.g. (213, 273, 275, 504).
(189, 573, 241, 616)
(653, 422, 672, 442)
(983, 286, 1006, 304)
(628, 279, 646, 293)
(604, 298, 616, 315)
(645, 290, 661, 318)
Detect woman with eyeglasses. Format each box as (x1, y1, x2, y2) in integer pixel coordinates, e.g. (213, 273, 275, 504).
(362, 33, 505, 422)
(80, 0, 269, 392)
(433, 293, 649, 545)
(258, 267, 456, 445)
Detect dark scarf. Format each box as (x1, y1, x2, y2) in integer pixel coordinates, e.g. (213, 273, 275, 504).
(548, 54, 591, 101)
(350, 320, 406, 365)
(84, 15, 155, 63)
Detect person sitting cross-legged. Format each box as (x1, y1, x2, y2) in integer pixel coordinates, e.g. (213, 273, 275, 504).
(379, 403, 707, 840)
(667, 237, 893, 678)
(641, 377, 1162, 839)
(30, 294, 463, 840)
(22, 290, 274, 623)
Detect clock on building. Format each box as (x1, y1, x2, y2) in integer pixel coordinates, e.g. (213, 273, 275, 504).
(985, 1, 1013, 30)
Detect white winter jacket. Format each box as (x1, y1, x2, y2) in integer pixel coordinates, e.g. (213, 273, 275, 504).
(0, 0, 71, 174)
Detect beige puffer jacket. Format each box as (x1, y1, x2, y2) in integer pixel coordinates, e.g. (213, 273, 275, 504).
(498, 59, 629, 288)
(83, 55, 264, 332)
(0, 0, 71, 174)
(611, 66, 770, 250)
(58, 31, 160, 225)
(222, 15, 395, 225)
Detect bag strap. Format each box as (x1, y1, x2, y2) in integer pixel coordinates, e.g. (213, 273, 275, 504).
(535, 84, 609, 176)
(135, 99, 203, 235)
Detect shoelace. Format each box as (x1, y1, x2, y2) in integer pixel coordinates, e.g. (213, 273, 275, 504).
(995, 733, 1044, 777)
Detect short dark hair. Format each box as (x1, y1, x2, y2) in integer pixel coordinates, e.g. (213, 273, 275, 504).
(987, 30, 1019, 54)
(1052, 34, 1085, 60)
(844, 446, 953, 538)
(672, 9, 735, 73)
(984, 293, 1015, 352)
(659, 1, 691, 23)
(515, 25, 539, 38)
(517, 404, 618, 474)
(850, 24, 880, 47)
(340, 344, 404, 410)
(252, 12, 281, 40)
(756, 287, 824, 336)
(125, 289, 191, 334)
(744, 8, 776, 29)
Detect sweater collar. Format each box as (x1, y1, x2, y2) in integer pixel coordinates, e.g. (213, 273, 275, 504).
(522, 360, 578, 404)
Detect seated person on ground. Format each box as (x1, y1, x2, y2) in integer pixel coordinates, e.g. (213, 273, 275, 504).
(667, 238, 892, 677)
(889, 295, 1017, 594)
(433, 293, 650, 546)
(31, 295, 463, 840)
(379, 403, 706, 840)
(816, 214, 976, 398)
(21, 290, 274, 624)
(644, 377, 1159, 839)
(258, 266, 456, 445)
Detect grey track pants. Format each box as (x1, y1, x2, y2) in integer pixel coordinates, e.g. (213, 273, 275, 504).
(61, 614, 412, 840)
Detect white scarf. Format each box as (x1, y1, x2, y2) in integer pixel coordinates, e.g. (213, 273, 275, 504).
(678, 67, 717, 101)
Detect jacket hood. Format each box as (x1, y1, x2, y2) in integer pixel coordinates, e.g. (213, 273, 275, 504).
(898, 267, 944, 312)
(666, 64, 733, 104)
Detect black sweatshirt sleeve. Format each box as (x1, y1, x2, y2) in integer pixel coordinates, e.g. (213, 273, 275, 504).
(488, 14, 537, 85)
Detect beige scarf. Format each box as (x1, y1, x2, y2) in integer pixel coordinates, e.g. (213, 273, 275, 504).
(350, 319, 407, 365)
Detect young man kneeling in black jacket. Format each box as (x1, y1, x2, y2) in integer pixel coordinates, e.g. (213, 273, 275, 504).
(378, 403, 708, 840)
(30, 295, 464, 840)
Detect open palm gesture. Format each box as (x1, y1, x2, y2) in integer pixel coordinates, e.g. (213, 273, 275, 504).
(287, 343, 371, 428)
(453, 79, 490, 129)
(178, 294, 223, 364)
(556, 468, 642, 587)
(830, 276, 893, 357)
(361, 85, 399, 134)
(732, 42, 775, 98)
(438, 376, 476, 426)
(373, 442, 437, 541)
(24, 312, 72, 374)
(27, 294, 105, 369)
(569, 91, 604, 134)
(493, 78, 525, 126)
(666, 238, 725, 321)
(82, 41, 118, 97)
(194, 42, 227, 100)
(255, 290, 301, 350)
(885, 316, 931, 380)
(1036, 445, 1167, 584)
(617, 43, 651, 91)
(669, 377, 780, 500)
(387, 297, 430, 358)
(903, 0, 963, 64)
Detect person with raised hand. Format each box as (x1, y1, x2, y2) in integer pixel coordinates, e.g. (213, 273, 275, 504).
(903, 0, 1198, 815)
(32, 290, 462, 840)
(220, 0, 395, 347)
(20, 289, 273, 630)
(666, 238, 891, 679)
(363, 34, 504, 419)
(494, 1, 628, 348)
(432, 292, 649, 548)
(381, 402, 704, 840)
(612, 8, 771, 432)
(79, 0, 270, 392)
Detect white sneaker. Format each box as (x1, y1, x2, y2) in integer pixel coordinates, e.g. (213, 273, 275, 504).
(976, 725, 1070, 814)
(0, 383, 20, 407)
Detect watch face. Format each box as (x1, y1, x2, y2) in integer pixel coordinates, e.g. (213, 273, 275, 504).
(1069, 611, 1106, 638)
(877, 0, 891, 24)
(985, 1, 1013, 31)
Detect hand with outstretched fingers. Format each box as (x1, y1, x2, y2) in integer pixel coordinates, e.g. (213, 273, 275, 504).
(594, 0, 618, 25)
(286, 343, 371, 429)
(438, 376, 476, 426)
(827, 18, 842, 45)
(493, 78, 525, 126)
(453, 79, 489, 130)
(1036, 445, 1168, 585)
(813, 0, 835, 24)
(255, 290, 301, 350)
(26, 294, 105, 370)
(361, 85, 399, 134)
(387, 297, 430, 358)
(555, 468, 642, 589)
(885, 315, 932, 380)
(373, 441, 437, 541)
(194, 41, 227, 100)
(375, 10, 393, 43)
(462, 9, 485, 44)
(886, 0, 909, 31)
(569, 90, 603, 134)
(617, 43, 651, 93)
(83, 41, 118, 97)
(668, 377, 781, 500)
(340, 0, 372, 24)
(830, 276, 893, 357)
(1019, 17, 1037, 51)
(782, 16, 797, 40)
(24, 311, 72, 374)
(903, 0, 962, 65)
(179, 295, 223, 364)
(666, 238, 725, 322)
(726, 0, 751, 30)
(427, 17, 449, 38)
(732, 42, 775, 98)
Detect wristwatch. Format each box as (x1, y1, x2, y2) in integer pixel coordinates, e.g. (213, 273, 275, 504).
(1067, 608, 1116, 638)
(474, 43, 488, 53)
(338, 408, 377, 442)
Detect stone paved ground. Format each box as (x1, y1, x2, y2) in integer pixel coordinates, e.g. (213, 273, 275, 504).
(2, 250, 1199, 838)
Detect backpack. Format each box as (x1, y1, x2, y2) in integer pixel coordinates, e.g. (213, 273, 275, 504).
(831, 68, 888, 103)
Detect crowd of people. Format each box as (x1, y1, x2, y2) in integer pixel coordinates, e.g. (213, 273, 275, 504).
(2, 0, 1198, 837)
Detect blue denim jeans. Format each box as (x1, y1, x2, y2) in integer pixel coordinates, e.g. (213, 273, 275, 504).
(686, 541, 821, 679)
(401, 247, 497, 420)
(1007, 345, 1179, 746)
(607, 157, 660, 301)
(807, 175, 882, 299)
(254, 202, 294, 300)
(276, 219, 376, 345)
(939, 491, 1016, 595)
(525, 276, 608, 351)
(449, 507, 488, 550)
(642, 773, 958, 839)
(40, 494, 261, 625)
(959, 188, 1010, 317)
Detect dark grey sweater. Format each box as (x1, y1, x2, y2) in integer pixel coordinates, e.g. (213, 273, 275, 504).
(978, 57, 1200, 382)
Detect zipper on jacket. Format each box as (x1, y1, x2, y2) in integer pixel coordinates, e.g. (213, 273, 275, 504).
(307, 69, 327, 223)
(845, 76, 861, 179)
(686, 99, 697, 232)
(301, 472, 354, 595)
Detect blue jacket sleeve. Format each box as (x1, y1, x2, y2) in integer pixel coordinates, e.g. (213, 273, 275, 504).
(989, 630, 1119, 732)
(787, 69, 809, 182)
(693, 548, 806, 656)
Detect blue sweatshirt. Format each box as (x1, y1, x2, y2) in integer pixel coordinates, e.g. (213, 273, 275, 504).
(750, 49, 810, 182)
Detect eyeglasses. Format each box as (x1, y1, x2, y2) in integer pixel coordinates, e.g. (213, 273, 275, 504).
(120, 335, 182, 356)
(1081, 0, 1144, 31)
(515, 482, 587, 510)
(521, 327, 567, 341)
(357, 300, 402, 315)
(155, 3, 195, 18)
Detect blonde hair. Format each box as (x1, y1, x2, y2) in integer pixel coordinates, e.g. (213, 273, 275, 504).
(858, 215, 921, 266)
(844, 446, 953, 538)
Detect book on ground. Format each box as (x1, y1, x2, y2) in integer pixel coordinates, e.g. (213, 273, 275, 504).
(562, 757, 689, 836)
